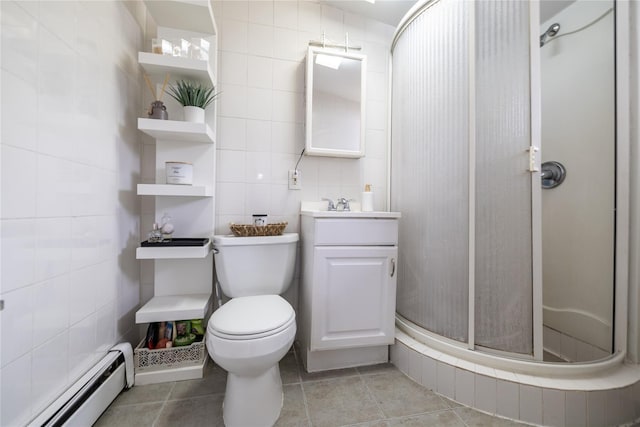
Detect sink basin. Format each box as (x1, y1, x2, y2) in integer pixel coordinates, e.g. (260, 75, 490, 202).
(300, 201, 401, 219)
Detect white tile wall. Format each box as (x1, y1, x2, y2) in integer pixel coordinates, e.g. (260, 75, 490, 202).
(421, 353, 437, 391)
(212, 0, 395, 236)
(475, 374, 497, 414)
(544, 325, 610, 362)
(587, 390, 607, 426)
(455, 367, 475, 407)
(543, 388, 566, 427)
(0, 1, 143, 425)
(436, 361, 455, 399)
(565, 390, 587, 426)
(407, 347, 423, 383)
(496, 379, 520, 420)
(1, 354, 32, 427)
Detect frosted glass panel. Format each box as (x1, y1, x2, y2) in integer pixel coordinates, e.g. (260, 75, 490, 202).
(474, 0, 533, 354)
(391, 0, 470, 342)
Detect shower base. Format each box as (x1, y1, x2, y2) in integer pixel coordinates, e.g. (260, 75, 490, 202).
(392, 316, 640, 426)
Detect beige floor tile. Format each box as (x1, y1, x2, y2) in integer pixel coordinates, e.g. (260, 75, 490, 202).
(304, 376, 384, 427)
(94, 401, 163, 427)
(280, 351, 302, 385)
(454, 407, 528, 426)
(356, 363, 397, 376)
(155, 394, 225, 427)
(274, 384, 309, 427)
(96, 350, 540, 427)
(342, 420, 390, 427)
(111, 382, 175, 406)
(363, 370, 450, 418)
(168, 360, 226, 400)
(386, 410, 465, 426)
(299, 365, 360, 382)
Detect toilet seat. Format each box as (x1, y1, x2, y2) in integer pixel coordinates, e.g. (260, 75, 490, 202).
(209, 295, 295, 340)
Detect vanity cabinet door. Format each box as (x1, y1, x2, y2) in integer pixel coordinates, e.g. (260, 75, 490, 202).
(311, 246, 398, 351)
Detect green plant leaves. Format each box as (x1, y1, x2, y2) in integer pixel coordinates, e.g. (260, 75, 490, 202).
(166, 80, 219, 108)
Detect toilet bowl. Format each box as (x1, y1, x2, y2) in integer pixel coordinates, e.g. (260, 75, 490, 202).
(207, 295, 296, 427)
(206, 234, 299, 427)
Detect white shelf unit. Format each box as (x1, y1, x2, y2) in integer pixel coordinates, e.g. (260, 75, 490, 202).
(138, 52, 216, 86)
(135, 0, 218, 385)
(137, 118, 215, 143)
(136, 240, 212, 260)
(137, 184, 212, 197)
(135, 294, 211, 323)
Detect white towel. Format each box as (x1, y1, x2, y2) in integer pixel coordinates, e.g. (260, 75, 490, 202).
(110, 342, 135, 389)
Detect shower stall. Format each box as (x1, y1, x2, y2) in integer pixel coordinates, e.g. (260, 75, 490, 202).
(391, 0, 627, 365)
(392, 0, 539, 359)
(389, 1, 640, 422)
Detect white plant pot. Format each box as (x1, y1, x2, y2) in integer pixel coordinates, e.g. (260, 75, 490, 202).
(183, 106, 205, 123)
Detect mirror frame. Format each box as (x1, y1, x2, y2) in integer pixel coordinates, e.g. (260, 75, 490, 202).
(305, 46, 367, 158)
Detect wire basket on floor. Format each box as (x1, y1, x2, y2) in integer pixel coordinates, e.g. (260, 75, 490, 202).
(229, 222, 287, 237)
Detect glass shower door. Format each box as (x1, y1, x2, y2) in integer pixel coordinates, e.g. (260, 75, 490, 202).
(391, 0, 471, 344)
(473, 0, 537, 356)
(391, 0, 541, 357)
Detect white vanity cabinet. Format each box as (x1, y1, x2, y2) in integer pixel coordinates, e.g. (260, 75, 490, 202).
(311, 245, 397, 350)
(300, 210, 401, 372)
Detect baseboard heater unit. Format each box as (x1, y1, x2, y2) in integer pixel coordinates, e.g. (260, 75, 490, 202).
(28, 343, 134, 427)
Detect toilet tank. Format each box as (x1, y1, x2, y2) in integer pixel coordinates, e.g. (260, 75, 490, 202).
(213, 233, 299, 298)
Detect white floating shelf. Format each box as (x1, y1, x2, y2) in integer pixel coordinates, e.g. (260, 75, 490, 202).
(137, 184, 212, 197)
(138, 118, 215, 143)
(138, 52, 215, 85)
(136, 239, 211, 259)
(144, 0, 217, 35)
(135, 293, 211, 323)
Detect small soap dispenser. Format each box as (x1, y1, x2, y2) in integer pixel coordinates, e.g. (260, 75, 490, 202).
(362, 184, 374, 212)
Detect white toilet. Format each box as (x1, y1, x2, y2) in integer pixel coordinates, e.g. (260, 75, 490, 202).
(206, 233, 298, 427)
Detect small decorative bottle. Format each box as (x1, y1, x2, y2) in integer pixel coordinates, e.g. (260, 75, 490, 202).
(148, 223, 163, 243)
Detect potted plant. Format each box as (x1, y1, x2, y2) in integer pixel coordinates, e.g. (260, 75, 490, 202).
(166, 80, 218, 123)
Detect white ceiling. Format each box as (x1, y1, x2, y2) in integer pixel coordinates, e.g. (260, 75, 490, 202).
(321, 0, 418, 27)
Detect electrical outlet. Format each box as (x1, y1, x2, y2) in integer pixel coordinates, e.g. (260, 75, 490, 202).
(288, 170, 302, 190)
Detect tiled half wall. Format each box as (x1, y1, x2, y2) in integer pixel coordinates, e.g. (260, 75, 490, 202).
(391, 330, 640, 427)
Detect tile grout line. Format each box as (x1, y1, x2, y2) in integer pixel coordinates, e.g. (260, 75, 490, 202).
(151, 381, 177, 427)
(341, 407, 469, 427)
(292, 348, 314, 427)
(299, 381, 314, 427)
(358, 369, 389, 423)
(450, 406, 472, 427)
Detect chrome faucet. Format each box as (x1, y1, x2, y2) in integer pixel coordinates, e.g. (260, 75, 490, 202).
(336, 197, 351, 211)
(322, 198, 337, 211)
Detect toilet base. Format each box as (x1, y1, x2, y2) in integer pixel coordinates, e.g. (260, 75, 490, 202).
(222, 364, 284, 427)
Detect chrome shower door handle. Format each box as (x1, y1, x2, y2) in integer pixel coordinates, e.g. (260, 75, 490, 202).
(390, 258, 396, 277)
(541, 161, 567, 189)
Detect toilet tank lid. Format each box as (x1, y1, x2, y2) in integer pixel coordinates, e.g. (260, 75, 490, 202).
(213, 233, 299, 246)
(210, 295, 294, 335)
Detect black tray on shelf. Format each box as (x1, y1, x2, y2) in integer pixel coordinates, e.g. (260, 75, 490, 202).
(140, 238, 209, 247)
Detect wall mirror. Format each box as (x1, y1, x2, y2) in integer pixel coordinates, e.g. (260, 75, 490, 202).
(305, 47, 366, 158)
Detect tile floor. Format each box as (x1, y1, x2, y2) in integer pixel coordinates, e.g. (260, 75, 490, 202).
(95, 348, 527, 427)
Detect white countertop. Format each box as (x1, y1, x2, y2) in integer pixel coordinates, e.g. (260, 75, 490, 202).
(300, 201, 401, 219)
